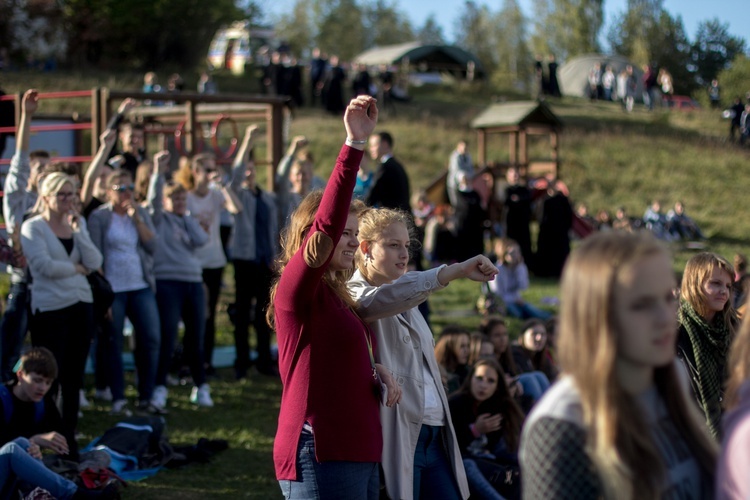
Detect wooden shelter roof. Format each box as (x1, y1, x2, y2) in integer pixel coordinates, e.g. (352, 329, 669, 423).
(470, 101, 562, 129)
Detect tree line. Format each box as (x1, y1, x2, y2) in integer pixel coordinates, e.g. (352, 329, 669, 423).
(1, 0, 747, 98)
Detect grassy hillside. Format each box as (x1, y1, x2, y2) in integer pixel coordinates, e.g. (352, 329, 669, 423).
(2, 69, 750, 498)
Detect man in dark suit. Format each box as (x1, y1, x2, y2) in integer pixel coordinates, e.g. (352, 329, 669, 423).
(366, 131, 410, 213)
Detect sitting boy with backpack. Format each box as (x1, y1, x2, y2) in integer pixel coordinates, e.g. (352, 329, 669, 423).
(0, 347, 118, 498)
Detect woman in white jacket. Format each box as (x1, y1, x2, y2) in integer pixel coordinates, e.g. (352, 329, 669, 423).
(21, 171, 102, 457)
(348, 207, 496, 500)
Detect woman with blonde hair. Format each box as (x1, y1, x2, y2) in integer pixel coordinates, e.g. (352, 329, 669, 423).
(349, 206, 496, 499)
(717, 303, 750, 499)
(677, 252, 738, 438)
(520, 231, 716, 499)
(270, 96, 401, 499)
(21, 172, 103, 457)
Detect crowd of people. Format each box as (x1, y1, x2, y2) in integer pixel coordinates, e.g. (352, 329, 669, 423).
(5, 86, 750, 500)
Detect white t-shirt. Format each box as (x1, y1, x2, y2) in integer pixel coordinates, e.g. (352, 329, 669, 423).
(105, 213, 148, 293)
(187, 188, 227, 269)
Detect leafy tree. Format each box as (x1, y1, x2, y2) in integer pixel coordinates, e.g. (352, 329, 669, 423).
(690, 19, 747, 87)
(717, 54, 750, 106)
(365, 0, 413, 48)
(529, 0, 552, 58)
(542, 0, 603, 60)
(314, 0, 366, 60)
(416, 14, 445, 45)
(455, 0, 497, 74)
(607, 0, 663, 64)
(648, 11, 693, 94)
(492, 0, 533, 91)
(274, 0, 314, 57)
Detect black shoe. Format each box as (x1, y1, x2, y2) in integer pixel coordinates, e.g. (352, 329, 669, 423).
(135, 401, 168, 416)
(73, 483, 120, 499)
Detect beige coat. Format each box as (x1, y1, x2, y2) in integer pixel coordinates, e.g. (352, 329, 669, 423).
(349, 268, 470, 500)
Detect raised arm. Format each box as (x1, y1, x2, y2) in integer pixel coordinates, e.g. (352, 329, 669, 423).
(147, 151, 169, 224)
(4, 90, 38, 235)
(230, 125, 260, 192)
(81, 129, 117, 207)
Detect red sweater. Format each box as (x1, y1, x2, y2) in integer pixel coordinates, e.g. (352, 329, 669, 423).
(273, 145, 382, 480)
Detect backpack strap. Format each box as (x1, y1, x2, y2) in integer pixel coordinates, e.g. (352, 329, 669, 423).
(0, 385, 12, 424)
(0, 384, 45, 424)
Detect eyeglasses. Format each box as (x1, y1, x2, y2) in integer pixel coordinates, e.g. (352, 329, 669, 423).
(56, 192, 76, 199)
(204, 168, 217, 174)
(111, 184, 135, 193)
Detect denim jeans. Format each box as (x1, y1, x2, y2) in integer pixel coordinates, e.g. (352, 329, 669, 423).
(107, 287, 161, 402)
(505, 302, 551, 321)
(517, 371, 550, 402)
(278, 431, 379, 499)
(462, 458, 505, 500)
(413, 425, 462, 500)
(155, 280, 206, 387)
(0, 438, 77, 500)
(0, 282, 29, 382)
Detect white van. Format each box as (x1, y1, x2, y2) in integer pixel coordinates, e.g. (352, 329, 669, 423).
(207, 21, 275, 75)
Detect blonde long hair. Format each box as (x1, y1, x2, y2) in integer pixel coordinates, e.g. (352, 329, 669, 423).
(558, 231, 717, 500)
(354, 207, 414, 282)
(726, 298, 750, 409)
(266, 190, 365, 327)
(680, 252, 738, 333)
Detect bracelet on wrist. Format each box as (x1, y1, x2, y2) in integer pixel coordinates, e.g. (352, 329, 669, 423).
(345, 138, 367, 146)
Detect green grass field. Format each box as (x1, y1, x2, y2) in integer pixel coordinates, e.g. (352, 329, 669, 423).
(2, 69, 750, 497)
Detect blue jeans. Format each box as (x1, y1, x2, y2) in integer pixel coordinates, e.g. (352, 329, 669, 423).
(462, 458, 505, 500)
(278, 431, 379, 499)
(155, 280, 206, 387)
(505, 302, 551, 321)
(413, 425, 462, 500)
(107, 287, 161, 402)
(517, 372, 550, 402)
(0, 282, 29, 382)
(0, 438, 77, 500)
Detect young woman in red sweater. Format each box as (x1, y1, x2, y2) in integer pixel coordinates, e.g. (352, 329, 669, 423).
(267, 95, 400, 499)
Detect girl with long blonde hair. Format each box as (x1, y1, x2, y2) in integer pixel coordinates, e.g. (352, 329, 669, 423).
(520, 231, 716, 499)
(716, 302, 750, 499)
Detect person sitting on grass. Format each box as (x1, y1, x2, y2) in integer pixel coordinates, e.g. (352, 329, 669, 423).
(489, 237, 551, 320)
(0, 348, 70, 453)
(435, 326, 472, 394)
(511, 319, 558, 385)
(148, 151, 213, 410)
(0, 438, 117, 499)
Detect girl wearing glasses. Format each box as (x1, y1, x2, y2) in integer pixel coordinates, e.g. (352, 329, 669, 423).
(21, 172, 103, 457)
(88, 168, 161, 415)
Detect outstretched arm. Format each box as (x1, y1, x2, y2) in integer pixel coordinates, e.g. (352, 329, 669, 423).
(81, 129, 117, 207)
(437, 254, 497, 285)
(230, 125, 260, 192)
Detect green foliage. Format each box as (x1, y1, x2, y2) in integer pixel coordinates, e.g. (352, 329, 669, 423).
(416, 14, 446, 45)
(455, 1, 498, 75)
(540, 0, 603, 60)
(313, 0, 366, 60)
(690, 19, 747, 87)
(717, 54, 750, 105)
(364, 0, 414, 48)
(274, 0, 314, 58)
(490, 0, 533, 92)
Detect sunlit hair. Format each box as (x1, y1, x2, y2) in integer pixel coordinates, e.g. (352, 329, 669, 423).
(558, 231, 717, 500)
(45, 161, 82, 182)
(435, 326, 469, 374)
(726, 304, 750, 409)
(266, 190, 366, 327)
(681, 252, 738, 333)
(163, 181, 187, 198)
(458, 358, 524, 453)
(493, 237, 519, 261)
(39, 172, 76, 199)
(16, 347, 58, 380)
(354, 207, 415, 282)
(479, 315, 518, 375)
(134, 162, 152, 203)
(173, 155, 195, 191)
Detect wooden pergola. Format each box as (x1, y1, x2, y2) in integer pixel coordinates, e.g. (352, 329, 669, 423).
(471, 100, 563, 179)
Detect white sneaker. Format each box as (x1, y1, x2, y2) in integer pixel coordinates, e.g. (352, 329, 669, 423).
(190, 384, 214, 407)
(151, 385, 168, 409)
(110, 399, 133, 417)
(95, 388, 113, 402)
(79, 390, 91, 409)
